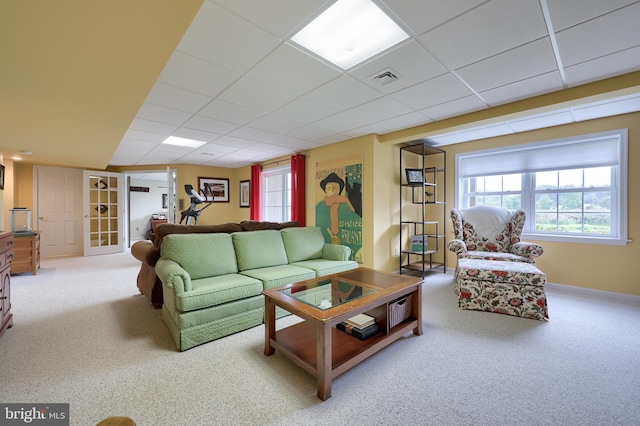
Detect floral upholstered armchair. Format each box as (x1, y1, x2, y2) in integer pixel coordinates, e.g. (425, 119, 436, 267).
(448, 205, 543, 264)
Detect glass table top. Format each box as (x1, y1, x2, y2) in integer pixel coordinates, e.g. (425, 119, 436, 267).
(280, 278, 378, 310)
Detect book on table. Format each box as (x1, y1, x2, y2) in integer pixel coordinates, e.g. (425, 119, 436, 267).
(345, 313, 375, 328)
(337, 322, 380, 340)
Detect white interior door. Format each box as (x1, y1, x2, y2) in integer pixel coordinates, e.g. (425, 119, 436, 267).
(83, 170, 124, 256)
(36, 166, 83, 258)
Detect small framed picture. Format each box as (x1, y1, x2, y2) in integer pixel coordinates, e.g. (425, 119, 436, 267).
(162, 194, 168, 209)
(404, 168, 424, 185)
(198, 177, 229, 202)
(0, 164, 4, 190)
(239, 180, 250, 208)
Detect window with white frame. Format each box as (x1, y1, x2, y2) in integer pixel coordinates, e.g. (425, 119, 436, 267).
(262, 166, 291, 222)
(455, 129, 628, 245)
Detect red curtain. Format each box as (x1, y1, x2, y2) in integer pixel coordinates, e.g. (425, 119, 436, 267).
(291, 154, 306, 226)
(250, 164, 262, 221)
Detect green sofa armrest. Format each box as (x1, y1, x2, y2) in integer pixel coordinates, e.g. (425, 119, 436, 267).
(155, 258, 192, 293)
(322, 243, 351, 261)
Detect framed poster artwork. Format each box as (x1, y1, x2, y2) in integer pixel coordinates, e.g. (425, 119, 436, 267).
(0, 164, 4, 190)
(239, 180, 250, 208)
(198, 177, 229, 202)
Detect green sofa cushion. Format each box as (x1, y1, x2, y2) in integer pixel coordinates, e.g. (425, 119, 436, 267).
(232, 230, 288, 271)
(161, 233, 238, 280)
(175, 273, 263, 312)
(290, 259, 358, 277)
(281, 226, 325, 263)
(240, 265, 316, 290)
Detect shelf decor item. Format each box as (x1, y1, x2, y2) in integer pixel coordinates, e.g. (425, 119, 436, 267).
(404, 168, 424, 185)
(411, 234, 428, 252)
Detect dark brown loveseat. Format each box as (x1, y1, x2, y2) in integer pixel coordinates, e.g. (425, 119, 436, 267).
(131, 220, 299, 307)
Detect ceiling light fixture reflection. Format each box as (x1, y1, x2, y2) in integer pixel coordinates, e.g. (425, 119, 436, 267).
(162, 136, 207, 148)
(291, 0, 409, 70)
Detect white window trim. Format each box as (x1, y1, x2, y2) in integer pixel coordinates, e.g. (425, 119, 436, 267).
(454, 129, 628, 246)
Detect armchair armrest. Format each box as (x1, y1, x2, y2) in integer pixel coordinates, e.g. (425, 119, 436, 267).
(322, 243, 351, 261)
(448, 239, 467, 255)
(511, 241, 544, 259)
(155, 258, 192, 293)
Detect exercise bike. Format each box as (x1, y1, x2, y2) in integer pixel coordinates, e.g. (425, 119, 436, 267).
(179, 183, 214, 225)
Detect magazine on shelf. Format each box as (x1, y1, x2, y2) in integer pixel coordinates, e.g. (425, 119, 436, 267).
(345, 313, 375, 328)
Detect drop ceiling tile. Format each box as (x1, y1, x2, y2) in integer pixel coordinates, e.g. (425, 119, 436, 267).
(129, 118, 177, 136)
(246, 142, 293, 155)
(419, 0, 548, 69)
(182, 115, 239, 135)
(507, 110, 573, 132)
(145, 82, 212, 113)
(456, 38, 558, 93)
(267, 134, 322, 150)
(378, 111, 432, 131)
(343, 123, 391, 138)
(112, 139, 156, 156)
(219, 77, 296, 114)
(122, 129, 166, 143)
(158, 50, 240, 97)
(171, 127, 221, 143)
(247, 114, 303, 134)
(349, 40, 448, 94)
(344, 96, 413, 122)
(380, 0, 488, 35)
(391, 73, 473, 110)
(136, 103, 192, 126)
(213, 135, 258, 148)
(198, 99, 263, 125)
(246, 43, 341, 96)
(228, 126, 276, 142)
(546, 0, 637, 31)
(176, 1, 281, 74)
(480, 71, 564, 106)
(213, 0, 327, 37)
(419, 95, 486, 121)
(312, 113, 369, 134)
(564, 46, 640, 86)
(304, 75, 382, 111)
(285, 124, 339, 141)
(555, 2, 640, 66)
(272, 98, 337, 123)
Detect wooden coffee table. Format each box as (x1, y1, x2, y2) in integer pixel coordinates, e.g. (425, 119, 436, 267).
(263, 268, 423, 400)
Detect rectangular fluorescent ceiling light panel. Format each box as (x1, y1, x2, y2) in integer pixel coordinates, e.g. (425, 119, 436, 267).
(162, 136, 207, 148)
(291, 0, 409, 70)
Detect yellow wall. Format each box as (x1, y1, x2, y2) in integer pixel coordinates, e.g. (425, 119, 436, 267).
(5, 109, 639, 296)
(436, 112, 639, 296)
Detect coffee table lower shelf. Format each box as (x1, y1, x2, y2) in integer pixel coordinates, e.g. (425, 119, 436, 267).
(269, 317, 419, 392)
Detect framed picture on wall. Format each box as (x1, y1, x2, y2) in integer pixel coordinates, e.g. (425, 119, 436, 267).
(239, 180, 250, 208)
(0, 164, 4, 190)
(198, 177, 229, 202)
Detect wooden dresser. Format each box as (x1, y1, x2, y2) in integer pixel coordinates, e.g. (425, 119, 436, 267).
(12, 231, 41, 275)
(0, 231, 14, 339)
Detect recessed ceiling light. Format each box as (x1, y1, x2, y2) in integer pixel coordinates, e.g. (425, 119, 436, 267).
(162, 136, 207, 148)
(291, 0, 409, 70)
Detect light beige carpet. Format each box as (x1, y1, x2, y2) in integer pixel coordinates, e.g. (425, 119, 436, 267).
(1, 252, 639, 425)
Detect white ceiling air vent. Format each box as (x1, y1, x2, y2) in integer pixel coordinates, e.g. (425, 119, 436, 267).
(370, 68, 400, 85)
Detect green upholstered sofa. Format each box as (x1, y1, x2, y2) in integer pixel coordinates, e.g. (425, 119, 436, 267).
(155, 226, 358, 351)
